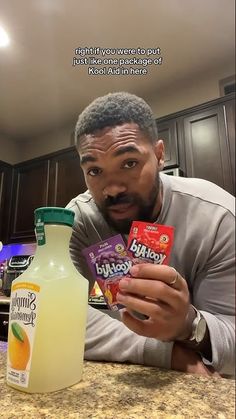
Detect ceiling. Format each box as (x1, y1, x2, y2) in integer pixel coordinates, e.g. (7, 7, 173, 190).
(0, 0, 235, 140)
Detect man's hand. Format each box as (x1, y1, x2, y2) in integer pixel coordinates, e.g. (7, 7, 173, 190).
(117, 263, 190, 341)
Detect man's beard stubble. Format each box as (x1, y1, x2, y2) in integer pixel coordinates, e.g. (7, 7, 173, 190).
(97, 171, 161, 234)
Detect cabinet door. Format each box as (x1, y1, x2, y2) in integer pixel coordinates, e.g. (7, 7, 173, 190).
(9, 159, 50, 242)
(48, 148, 86, 207)
(156, 119, 178, 168)
(0, 162, 13, 244)
(224, 99, 235, 195)
(183, 105, 234, 194)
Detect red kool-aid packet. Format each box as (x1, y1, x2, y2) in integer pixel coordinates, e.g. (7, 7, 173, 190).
(127, 221, 174, 265)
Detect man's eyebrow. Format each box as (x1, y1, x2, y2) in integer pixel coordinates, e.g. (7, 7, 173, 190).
(113, 145, 141, 157)
(80, 146, 140, 165)
(80, 155, 97, 165)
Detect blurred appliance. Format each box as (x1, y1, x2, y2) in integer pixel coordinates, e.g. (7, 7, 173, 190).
(2, 255, 34, 297)
(0, 301, 9, 341)
(0, 261, 5, 280)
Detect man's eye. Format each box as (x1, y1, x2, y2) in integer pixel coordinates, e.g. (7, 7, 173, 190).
(123, 161, 138, 169)
(87, 168, 102, 176)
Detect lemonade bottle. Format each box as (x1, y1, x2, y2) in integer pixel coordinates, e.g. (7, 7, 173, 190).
(6, 207, 88, 393)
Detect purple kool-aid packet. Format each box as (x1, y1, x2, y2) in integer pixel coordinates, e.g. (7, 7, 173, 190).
(82, 235, 133, 310)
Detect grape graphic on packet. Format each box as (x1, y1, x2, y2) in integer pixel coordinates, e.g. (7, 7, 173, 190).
(82, 235, 133, 311)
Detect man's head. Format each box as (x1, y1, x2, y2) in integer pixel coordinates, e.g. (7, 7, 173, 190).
(75, 92, 164, 234)
(75, 91, 158, 145)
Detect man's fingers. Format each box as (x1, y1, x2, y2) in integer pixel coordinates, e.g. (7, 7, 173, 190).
(119, 278, 181, 303)
(120, 309, 158, 338)
(118, 265, 190, 341)
(117, 291, 174, 318)
(129, 264, 186, 290)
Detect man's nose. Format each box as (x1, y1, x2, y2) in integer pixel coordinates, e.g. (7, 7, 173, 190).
(103, 183, 127, 198)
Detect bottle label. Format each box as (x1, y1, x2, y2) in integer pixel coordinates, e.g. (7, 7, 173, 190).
(35, 219, 46, 245)
(7, 282, 40, 388)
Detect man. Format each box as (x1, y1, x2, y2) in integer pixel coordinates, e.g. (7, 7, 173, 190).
(66, 92, 235, 376)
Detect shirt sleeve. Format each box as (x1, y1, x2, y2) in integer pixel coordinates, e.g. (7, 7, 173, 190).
(69, 218, 95, 292)
(85, 305, 174, 368)
(193, 211, 235, 375)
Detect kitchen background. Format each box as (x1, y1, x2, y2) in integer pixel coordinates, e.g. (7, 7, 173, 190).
(0, 0, 235, 315)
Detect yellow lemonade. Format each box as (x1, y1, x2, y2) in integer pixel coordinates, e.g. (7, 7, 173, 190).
(7, 208, 88, 393)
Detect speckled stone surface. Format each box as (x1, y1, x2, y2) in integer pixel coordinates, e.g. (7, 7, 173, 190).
(0, 342, 235, 419)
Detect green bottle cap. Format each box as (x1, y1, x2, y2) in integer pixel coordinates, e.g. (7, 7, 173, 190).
(34, 207, 75, 227)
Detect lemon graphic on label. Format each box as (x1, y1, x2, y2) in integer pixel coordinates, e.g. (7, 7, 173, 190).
(8, 323, 30, 370)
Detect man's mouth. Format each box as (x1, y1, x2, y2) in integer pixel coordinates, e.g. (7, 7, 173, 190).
(107, 203, 136, 219)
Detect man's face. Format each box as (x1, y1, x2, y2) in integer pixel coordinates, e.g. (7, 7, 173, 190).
(78, 123, 164, 234)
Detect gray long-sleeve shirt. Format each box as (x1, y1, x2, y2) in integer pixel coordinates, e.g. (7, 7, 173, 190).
(66, 173, 235, 375)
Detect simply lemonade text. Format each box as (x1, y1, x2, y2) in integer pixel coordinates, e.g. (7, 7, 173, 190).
(10, 292, 37, 327)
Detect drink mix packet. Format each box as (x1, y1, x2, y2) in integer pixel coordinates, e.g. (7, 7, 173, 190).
(83, 223, 174, 311)
(127, 221, 174, 265)
(82, 235, 132, 311)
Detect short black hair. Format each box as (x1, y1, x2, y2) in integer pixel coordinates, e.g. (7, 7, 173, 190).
(75, 92, 158, 144)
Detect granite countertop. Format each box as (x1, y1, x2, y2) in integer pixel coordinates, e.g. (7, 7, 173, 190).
(0, 342, 235, 419)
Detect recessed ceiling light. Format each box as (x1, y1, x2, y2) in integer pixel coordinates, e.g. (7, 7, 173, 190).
(0, 26, 10, 48)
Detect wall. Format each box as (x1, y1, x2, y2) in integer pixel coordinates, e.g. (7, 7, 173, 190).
(149, 64, 235, 117)
(0, 124, 74, 164)
(18, 124, 74, 163)
(2, 65, 235, 164)
(0, 135, 20, 165)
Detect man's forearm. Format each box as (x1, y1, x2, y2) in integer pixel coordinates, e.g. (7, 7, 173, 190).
(171, 342, 218, 376)
(86, 306, 174, 368)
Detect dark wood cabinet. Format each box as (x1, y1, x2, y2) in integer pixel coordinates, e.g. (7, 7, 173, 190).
(224, 98, 235, 195)
(7, 147, 87, 243)
(156, 93, 235, 195)
(156, 119, 179, 168)
(48, 148, 86, 207)
(182, 104, 234, 194)
(9, 159, 50, 242)
(0, 161, 13, 244)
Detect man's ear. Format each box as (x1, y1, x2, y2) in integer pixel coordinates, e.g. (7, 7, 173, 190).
(154, 140, 165, 170)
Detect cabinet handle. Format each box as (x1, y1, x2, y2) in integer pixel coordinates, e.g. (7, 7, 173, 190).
(3, 320, 8, 326)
